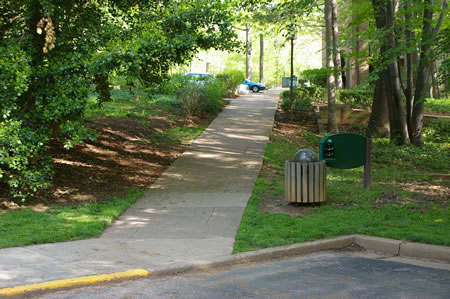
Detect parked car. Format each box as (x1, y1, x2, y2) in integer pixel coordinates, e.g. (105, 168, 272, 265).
(242, 79, 265, 93)
(182, 72, 215, 86)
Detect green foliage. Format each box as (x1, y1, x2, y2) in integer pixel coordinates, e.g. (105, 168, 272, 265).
(424, 98, 450, 114)
(176, 79, 226, 117)
(280, 89, 313, 119)
(372, 138, 449, 173)
(0, 188, 143, 249)
(216, 69, 245, 96)
(336, 89, 373, 108)
(0, 119, 53, 199)
(177, 84, 209, 117)
(204, 79, 227, 113)
(0, 0, 239, 199)
(423, 119, 449, 145)
(302, 68, 328, 87)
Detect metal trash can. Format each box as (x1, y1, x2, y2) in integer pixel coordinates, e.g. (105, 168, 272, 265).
(285, 160, 326, 203)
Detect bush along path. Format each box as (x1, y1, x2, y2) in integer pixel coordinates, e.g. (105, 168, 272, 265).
(234, 104, 449, 253)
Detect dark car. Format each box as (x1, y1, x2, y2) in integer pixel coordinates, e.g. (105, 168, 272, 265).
(242, 79, 265, 93)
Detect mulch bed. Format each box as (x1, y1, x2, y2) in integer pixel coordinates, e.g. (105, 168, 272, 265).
(1, 114, 215, 210)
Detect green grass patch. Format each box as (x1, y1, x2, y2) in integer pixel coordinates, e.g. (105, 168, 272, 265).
(0, 188, 143, 248)
(424, 97, 450, 114)
(148, 125, 207, 145)
(234, 121, 449, 253)
(84, 90, 181, 121)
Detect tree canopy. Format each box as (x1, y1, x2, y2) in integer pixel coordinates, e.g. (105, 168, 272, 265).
(0, 0, 239, 199)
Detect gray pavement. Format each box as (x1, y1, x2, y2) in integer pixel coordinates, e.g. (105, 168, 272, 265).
(0, 90, 280, 289)
(37, 251, 450, 299)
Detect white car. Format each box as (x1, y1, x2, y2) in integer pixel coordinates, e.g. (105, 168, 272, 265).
(181, 72, 215, 86)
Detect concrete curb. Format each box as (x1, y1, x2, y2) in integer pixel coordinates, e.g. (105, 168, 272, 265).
(1, 235, 448, 296)
(0, 269, 149, 297)
(150, 235, 450, 278)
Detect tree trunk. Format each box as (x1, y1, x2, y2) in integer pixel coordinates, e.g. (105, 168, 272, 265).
(403, 0, 415, 138)
(245, 24, 253, 80)
(259, 34, 264, 83)
(326, 0, 338, 132)
(331, 0, 343, 89)
(431, 61, 440, 98)
(290, 38, 295, 120)
(367, 77, 390, 137)
(372, 0, 409, 144)
(410, 0, 433, 146)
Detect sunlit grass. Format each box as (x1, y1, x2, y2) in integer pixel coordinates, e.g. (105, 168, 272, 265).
(84, 90, 180, 120)
(149, 126, 208, 145)
(424, 97, 450, 114)
(234, 120, 450, 253)
(0, 189, 143, 248)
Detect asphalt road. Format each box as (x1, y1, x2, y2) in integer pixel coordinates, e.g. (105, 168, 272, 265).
(37, 251, 450, 298)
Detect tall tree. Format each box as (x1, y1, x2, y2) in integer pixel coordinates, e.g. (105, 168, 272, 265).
(326, 0, 338, 132)
(410, 0, 448, 145)
(0, 0, 239, 199)
(371, 0, 410, 144)
(331, 0, 343, 89)
(260, 33, 264, 83)
(246, 24, 254, 80)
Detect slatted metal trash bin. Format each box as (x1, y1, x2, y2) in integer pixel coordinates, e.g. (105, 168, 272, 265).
(285, 160, 326, 203)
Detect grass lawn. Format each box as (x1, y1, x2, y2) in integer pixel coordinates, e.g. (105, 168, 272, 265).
(0, 189, 142, 249)
(233, 117, 449, 253)
(424, 97, 450, 114)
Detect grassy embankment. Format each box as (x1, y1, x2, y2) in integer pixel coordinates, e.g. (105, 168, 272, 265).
(234, 117, 449, 253)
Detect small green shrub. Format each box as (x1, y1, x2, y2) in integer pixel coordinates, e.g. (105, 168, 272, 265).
(216, 69, 245, 96)
(177, 79, 226, 117)
(424, 97, 450, 114)
(424, 118, 449, 144)
(302, 68, 328, 87)
(336, 89, 373, 108)
(280, 90, 312, 119)
(177, 84, 209, 117)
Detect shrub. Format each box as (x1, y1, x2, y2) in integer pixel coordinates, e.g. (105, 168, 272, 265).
(177, 79, 226, 117)
(216, 69, 245, 97)
(204, 79, 227, 113)
(177, 84, 208, 117)
(280, 90, 312, 119)
(423, 118, 449, 144)
(302, 68, 328, 87)
(336, 89, 373, 108)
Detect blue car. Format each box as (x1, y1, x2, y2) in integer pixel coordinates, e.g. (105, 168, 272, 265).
(242, 79, 265, 93)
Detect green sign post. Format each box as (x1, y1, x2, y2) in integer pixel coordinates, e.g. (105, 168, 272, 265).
(319, 133, 371, 189)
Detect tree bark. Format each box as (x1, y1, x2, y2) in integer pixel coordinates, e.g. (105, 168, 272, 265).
(259, 34, 264, 83)
(410, 0, 433, 146)
(403, 0, 415, 138)
(367, 76, 390, 137)
(326, 0, 338, 132)
(245, 24, 253, 80)
(290, 38, 295, 120)
(372, 0, 409, 144)
(331, 0, 343, 89)
(431, 62, 440, 98)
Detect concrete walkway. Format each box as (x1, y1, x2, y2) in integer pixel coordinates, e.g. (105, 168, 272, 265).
(0, 89, 280, 288)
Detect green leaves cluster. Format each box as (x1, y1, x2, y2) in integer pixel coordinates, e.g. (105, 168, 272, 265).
(0, 0, 239, 200)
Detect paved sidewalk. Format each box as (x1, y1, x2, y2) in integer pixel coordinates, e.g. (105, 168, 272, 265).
(0, 90, 280, 288)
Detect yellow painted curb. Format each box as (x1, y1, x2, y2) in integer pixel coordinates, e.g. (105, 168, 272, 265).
(0, 269, 149, 296)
